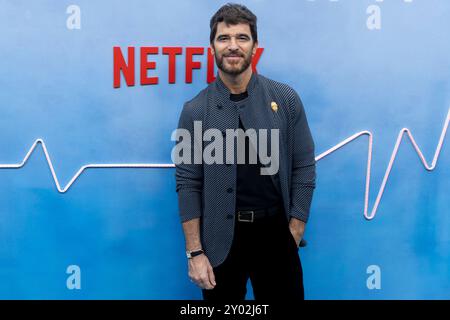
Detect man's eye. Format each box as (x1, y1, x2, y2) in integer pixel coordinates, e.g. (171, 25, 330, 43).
(218, 37, 229, 41)
(238, 36, 249, 41)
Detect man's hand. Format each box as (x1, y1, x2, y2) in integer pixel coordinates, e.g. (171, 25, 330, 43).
(289, 217, 306, 247)
(188, 253, 216, 290)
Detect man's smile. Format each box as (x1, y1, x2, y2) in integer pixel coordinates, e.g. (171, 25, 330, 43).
(225, 56, 242, 63)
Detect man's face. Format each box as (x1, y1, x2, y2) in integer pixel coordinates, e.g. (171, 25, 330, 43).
(210, 22, 258, 76)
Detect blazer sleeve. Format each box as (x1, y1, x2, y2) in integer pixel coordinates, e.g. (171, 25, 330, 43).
(288, 90, 316, 223)
(174, 102, 204, 222)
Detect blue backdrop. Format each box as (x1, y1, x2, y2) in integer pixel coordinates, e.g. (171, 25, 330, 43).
(1, 0, 449, 299)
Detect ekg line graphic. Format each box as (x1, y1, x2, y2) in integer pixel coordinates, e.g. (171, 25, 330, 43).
(0, 108, 449, 220)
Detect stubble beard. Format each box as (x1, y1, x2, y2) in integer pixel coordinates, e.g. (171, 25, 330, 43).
(214, 47, 253, 76)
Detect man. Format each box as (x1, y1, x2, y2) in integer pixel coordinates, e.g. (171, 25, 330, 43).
(174, 3, 316, 300)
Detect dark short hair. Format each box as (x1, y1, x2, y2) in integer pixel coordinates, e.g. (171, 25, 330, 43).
(209, 3, 258, 44)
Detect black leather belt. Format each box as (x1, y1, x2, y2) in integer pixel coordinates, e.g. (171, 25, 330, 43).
(236, 203, 283, 223)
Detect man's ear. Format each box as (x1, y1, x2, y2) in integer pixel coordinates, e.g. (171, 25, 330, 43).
(252, 41, 259, 56)
(209, 43, 215, 56)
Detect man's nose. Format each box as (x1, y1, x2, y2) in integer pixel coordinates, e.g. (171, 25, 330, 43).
(228, 37, 239, 50)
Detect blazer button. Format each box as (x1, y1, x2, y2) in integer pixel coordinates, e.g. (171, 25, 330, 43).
(217, 105, 223, 110)
(226, 187, 233, 193)
(226, 214, 234, 219)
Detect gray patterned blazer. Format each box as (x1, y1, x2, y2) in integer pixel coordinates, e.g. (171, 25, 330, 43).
(175, 72, 316, 267)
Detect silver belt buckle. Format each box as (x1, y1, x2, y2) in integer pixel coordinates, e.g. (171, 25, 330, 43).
(238, 210, 254, 222)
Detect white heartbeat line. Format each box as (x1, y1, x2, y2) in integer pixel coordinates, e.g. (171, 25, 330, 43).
(0, 108, 449, 220)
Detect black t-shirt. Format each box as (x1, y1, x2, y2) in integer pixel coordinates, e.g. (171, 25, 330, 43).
(229, 91, 282, 211)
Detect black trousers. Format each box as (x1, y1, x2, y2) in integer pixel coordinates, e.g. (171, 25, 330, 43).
(202, 209, 304, 301)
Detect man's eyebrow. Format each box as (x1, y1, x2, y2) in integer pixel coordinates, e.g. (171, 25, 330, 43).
(216, 33, 251, 38)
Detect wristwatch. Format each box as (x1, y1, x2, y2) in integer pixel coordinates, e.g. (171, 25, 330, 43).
(186, 249, 204, 259)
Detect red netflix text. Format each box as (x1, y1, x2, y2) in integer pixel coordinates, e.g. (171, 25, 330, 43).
(113, 46, 264, 88)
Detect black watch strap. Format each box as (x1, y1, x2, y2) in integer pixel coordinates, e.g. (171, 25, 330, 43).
(186, 249, 204, 259)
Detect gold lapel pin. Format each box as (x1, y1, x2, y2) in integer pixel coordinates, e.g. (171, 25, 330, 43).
(271, 101, 278, 112)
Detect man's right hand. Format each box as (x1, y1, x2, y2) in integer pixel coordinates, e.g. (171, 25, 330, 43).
(188, 254, 216, 290)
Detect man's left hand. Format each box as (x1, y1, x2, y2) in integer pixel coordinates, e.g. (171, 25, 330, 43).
(289, 217, 306, 247)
